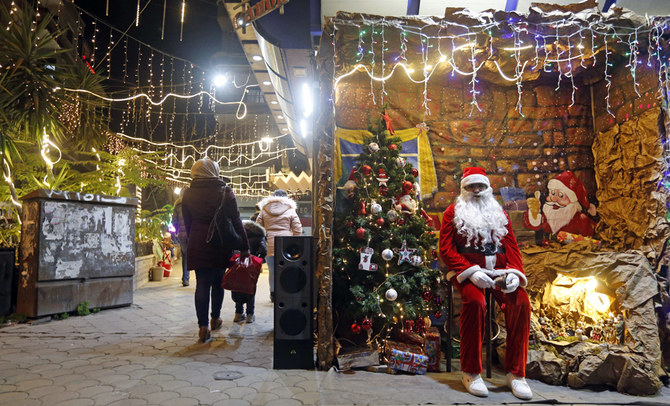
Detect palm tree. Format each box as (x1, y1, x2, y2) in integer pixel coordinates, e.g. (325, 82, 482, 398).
(0, 2, 109, 206)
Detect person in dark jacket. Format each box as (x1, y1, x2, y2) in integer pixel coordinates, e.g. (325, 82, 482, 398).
(182, 158, 249, 343)
(171, 197, 190, 286)
(231, 220, 267, 323)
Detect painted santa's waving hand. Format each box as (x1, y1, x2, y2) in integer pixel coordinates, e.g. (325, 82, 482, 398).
(439, 167, 532, 401)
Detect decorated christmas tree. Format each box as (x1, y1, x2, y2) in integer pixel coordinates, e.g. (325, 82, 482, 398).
(333, 111, 442, 348)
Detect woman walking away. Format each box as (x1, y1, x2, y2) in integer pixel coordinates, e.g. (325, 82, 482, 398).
(232, 220, 267, 323)
(255, 189, 302, 302)
(182, 158, 249, 343)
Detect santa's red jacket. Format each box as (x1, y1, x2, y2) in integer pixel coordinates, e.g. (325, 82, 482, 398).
(439, 203, 527, 287)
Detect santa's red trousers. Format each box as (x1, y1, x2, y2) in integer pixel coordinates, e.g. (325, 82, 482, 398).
(452, 278, 530, 377)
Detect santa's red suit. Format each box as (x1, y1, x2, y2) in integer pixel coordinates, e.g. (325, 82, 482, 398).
(439, 175, 531, 378)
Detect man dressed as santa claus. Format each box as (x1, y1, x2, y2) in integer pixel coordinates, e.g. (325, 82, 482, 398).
(439, 167, 532, 400)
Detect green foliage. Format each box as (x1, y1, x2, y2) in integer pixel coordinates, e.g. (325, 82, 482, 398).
(136, 204, 174, 242)
(333, 113, 441, 343)
(76, 301, 91, 316)
(53, 312, 70, 320)
(0, 313, 27, 325)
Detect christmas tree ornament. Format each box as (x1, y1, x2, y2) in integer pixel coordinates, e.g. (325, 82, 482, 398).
(387, 209, 398, 222)
(381, 248, 394, 261)
(396, 157, 406, 168)
(370, 201, 382, 214)
(379, 186, 388, 196)
(351, 323, 362, 334)
(368, 142, 379, 153)
(397, 218, 405, 225)
(356, 227, 367, 239)
(388, 144, 398, 151)
(362, 318, 373, 330)
(398, 193, 417, 214)
(376, 218, 385, 227)
(402, 180, 413, 192)
(423, 291, 433, 301)
(358, 201, 367, 215)
(405, 319, 415, 331)
(435, 295, 441, 306)
(361, 164, 372, 176)
(420, 209, 432, 223)
(434, 310, 442, 319)
(343, 168, 357, 199)
(414, 182, 421, 196)
(424, 317, 432, 328)
(377, 168, 389, 187)
(347, 220, 354, 228)
(410, 255, 423, 266)
(415, 122, 429, 136)
(394, 240, 417, 265)
(411, 168, 419, 177)
(385, 288, 398, 301)
(358, 247, 378, 271)
(381, 109, 395, 134)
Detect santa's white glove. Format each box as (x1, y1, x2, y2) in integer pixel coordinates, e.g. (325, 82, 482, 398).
(501, 273, 520, 293)
(470, 270, 494, 290)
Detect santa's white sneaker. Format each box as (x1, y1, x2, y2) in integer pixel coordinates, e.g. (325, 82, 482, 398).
(462, 372, 488, 397)
(506, 373, 533, 400)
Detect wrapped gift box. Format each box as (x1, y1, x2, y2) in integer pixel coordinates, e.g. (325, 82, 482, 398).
(337, 346, 380, 370)
(424, 327, 441, 372)
(384, 339, 424, 361)
(388, 349, 428, 375)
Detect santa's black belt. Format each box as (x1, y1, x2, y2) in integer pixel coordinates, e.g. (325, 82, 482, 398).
(458, 243, 504, 256)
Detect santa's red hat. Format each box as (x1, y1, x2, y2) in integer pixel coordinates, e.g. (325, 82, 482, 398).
(461, 167, 490, 188)
(347, 167, 357, 181)
(548, 170, 588, 208)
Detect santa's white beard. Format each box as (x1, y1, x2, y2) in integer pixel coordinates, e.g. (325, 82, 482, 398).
(453, 187, 509, 248)
(543, 201, 579, 234)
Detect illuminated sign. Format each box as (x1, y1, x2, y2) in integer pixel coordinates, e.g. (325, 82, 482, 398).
(233, 0, 290, 30)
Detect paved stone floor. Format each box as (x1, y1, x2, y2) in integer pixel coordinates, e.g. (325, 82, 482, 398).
(1, 259, 669, 405)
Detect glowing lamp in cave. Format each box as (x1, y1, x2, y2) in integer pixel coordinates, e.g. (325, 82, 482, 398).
(548, 275, 613, 321)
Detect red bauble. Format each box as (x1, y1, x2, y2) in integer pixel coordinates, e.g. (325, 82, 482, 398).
(361, 165, 372, 176)
(388, 144, 398, 151)
(411, 168, 419, 177)
(434, 310, 442, 319)
(351, 323, 362, 334)
(423, 291, 433, 301)
(362, 318, 372, 330)
(347, 221, 354, 227)
(403, 181, 413, 192)
(380, 186, 388, 196)
(376, 218, 385, 227)
(397, 218, 405, 225)
(356, 227, 366, 239)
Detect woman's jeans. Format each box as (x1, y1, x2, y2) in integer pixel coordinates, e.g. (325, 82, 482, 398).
(194, 268, 225, 327)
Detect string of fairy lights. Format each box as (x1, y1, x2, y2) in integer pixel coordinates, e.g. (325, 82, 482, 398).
(331, 14, 670, 117)
(330, 12, 670, 200)
(24, 1, 291, 200)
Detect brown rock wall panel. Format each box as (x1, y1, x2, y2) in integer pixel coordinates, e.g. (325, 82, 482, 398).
(517, 173, 548, 195)
(533, 119, 564, 132)
(335, 108, 368, 129)
(566, 127, 594, 146)
(449, 120, 485, 143)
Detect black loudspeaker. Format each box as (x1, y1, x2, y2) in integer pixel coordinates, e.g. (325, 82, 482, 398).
(273, 236, 314, 369)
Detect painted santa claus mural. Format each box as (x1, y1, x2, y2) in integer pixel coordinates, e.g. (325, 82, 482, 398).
(523, 171, 597, 237)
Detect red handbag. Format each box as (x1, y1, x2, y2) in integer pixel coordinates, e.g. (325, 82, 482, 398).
(221, 254, 262, 295)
